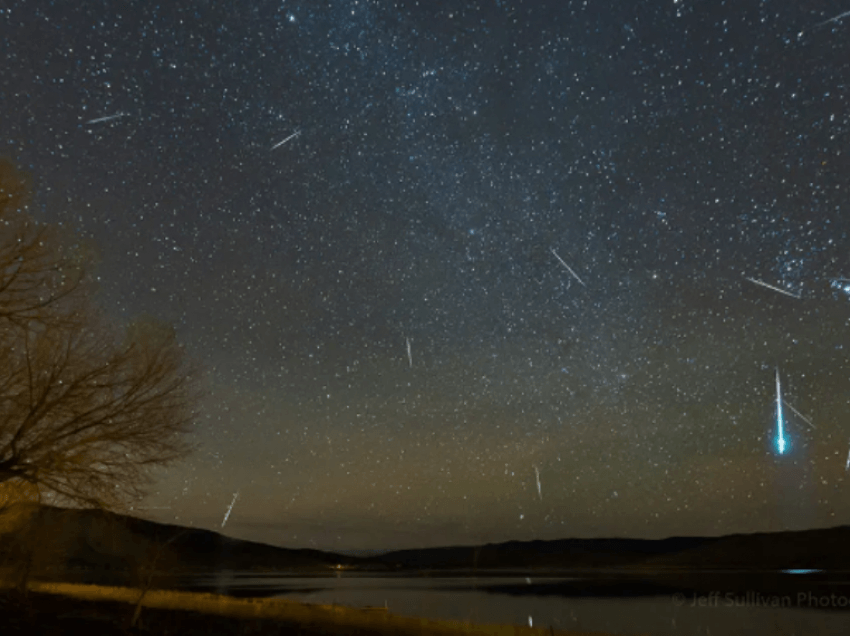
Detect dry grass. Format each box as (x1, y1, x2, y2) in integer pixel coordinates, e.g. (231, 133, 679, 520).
(0, 579, 621, 636)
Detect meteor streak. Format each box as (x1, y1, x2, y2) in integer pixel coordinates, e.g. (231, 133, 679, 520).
(816, 10, 850, 28)
(222, 491, 239, 528)
(533, 465, 542, 500)
(745, 277, 801, 300)
(271, 130, 301, 150)
(550, 249, 586, 286)
(775, 368, 787, 454)
(406, 337, 413, 368)
(85, 112, 126, 125)
(783, 400, 815, 430)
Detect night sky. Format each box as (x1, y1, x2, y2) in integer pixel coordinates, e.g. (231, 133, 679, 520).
(3, 0, 850, 552)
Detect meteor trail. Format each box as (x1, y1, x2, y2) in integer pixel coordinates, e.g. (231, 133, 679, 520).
(846, 444, 850, 471)
(550, 248, 586, 287)
(816, 10, 850, 28)
(798, 9, 850, 37)
(222, 491, 239, 528)
(775, 368, 787, 455)
(85, 112, 126, 125)
(533, 465, 542, 500)
(783, 400, 815, 430)
(271, 130, 301, 150)
(745, 277, 801, 300)
(406, 337, 413, 368)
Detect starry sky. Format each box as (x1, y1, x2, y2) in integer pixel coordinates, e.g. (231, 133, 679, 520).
(3, 0, 850, 552)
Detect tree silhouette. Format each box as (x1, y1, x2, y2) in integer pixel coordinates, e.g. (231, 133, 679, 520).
(0, 159, 87, 327)
(0, 158, 198, 512)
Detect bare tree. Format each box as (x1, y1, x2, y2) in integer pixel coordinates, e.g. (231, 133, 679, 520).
(0, 159, 88, 327)
(0, 479, 42, 591)
(0, 159, 199, 512)
(128, 528, 190, 630)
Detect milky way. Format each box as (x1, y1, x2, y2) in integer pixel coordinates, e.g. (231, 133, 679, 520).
(3, 1, 850, 550)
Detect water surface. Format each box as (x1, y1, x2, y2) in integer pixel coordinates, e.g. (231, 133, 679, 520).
(181, 570, 850, 635)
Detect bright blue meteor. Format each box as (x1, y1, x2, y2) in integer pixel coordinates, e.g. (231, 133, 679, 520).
(775, 368, 787, 454)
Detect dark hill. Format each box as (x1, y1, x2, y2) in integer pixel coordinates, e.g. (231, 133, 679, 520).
(375, 527, 850, 571)
(0, 503, 375, 587)
(642, 525, 850, 571)
(373, 537, 718, 570)
(4, 503, 850, 585)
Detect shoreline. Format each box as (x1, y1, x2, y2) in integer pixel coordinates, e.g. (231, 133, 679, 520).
(5, 580, 612, 636)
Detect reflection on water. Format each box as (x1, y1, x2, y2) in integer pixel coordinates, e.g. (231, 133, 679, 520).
(180, 571, 850, 635)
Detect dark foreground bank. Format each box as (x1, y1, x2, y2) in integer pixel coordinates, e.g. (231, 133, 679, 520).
(0, 589, 309, 636)
(0, 582, 608, 636)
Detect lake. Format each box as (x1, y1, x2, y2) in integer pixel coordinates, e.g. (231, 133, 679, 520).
(179, 570, 850, 635)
